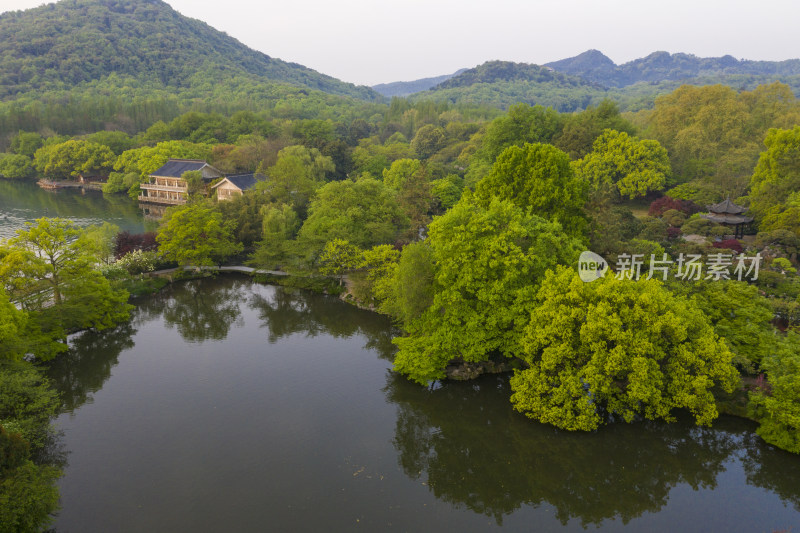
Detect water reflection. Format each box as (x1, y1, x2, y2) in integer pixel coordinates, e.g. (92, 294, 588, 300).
(385, 373, 799, 526)
(43, 277, 800, 530)
(249, 285, 396, 359)
(47, 323, 136, 412)
(0, 180, 147, 238)
(161, 278, 246, 342)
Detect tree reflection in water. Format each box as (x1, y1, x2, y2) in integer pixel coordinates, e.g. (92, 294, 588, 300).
(383, 372, 800, 527)
(46, 323, 136, 412)
(43, 277, 800, 527)
(249, 285, 396, 360)
(160, 276, 246, 342)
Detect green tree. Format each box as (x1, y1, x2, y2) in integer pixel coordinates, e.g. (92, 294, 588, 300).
(10, 131, 43, 159)
(297, 177, 408, 255)
(411, 124, 446, 158)
(676, 281, 777, 371)
(6, 219, 132, 337)
(749, 333, 800, 454)
(510, 267, 740, 431)
(77, 222, 119, 265)
(377, 241, 434, 327)
(0, 154, 35, 179)
(478, 103, 563, 164)
(157, 202, 243, 266)
(749, 126, 800, 233)
(318, 239, 362, 284)
(554, 99, 636, 159)
(475, 142, 588, 237)
(0, 361, 62, 532)
(574, 129, 671, 199)
(257, 145, 334, 216)
(32, 140, 115, 180)
(393, 196, 583, 384)
(249, 203, 300, 269)
(181, 169, 205, 198)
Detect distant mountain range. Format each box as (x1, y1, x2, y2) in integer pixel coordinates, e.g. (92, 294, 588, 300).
(372, 69, 468, 98)
(373, 50, 800, 111)
(3, 0, 800, 125)
(544, 49, 800, 88)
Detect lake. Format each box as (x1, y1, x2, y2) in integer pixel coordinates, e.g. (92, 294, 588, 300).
(0, 180, 149, 239)
(46, 276, 800, 532)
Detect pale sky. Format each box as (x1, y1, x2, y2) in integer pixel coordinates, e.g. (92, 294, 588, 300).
(2, 0, 799, 86)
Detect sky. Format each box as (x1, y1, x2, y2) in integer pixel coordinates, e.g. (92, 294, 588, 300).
(2, 0, 800, 86)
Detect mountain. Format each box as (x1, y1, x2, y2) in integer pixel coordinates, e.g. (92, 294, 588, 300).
(546, 50, 800, 88)
(0, 0, 381, 101)
(409, 60, 609, 112)
(372, 69, 468, 98)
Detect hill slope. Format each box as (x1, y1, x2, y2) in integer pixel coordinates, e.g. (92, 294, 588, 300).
(410, 60, 608, 112)
(0, 0, 380, 101)
(372, 69, 467, 97)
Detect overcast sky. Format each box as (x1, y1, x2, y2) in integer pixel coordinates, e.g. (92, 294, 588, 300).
(2, 0, 799, 86)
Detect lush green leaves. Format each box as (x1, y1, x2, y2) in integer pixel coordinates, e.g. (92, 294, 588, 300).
(574, 129, 670, 199)
(510, 267, 740, 431)
(157, 202, 243, 267)
(476, 143, 588, 237)
(393, 197, 583, 384)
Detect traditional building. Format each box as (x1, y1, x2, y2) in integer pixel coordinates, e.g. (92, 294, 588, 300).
(138, 159, 223, 206)
(211, 173, 263, 200)
(700, 198, 754, 238)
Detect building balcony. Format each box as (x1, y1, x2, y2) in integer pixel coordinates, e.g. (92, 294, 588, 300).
(138, 195, 186, 205)
(140, 183, 188, 193)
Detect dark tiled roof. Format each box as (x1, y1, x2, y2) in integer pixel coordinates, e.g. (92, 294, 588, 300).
(151, 159, 213, 178)
(707, 198, 748, 215)
(219, 173, 263, 191)
(701, 213, 753, 224)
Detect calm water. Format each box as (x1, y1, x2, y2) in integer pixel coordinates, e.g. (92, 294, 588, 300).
(0, 180, 148, 239)
(47, 276, 800, 532)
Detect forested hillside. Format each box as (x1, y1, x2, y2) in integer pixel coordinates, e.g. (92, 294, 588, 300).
(0, 0, 383, 138)
(0, 0, 378, 100)
(410, 61, 609, 112)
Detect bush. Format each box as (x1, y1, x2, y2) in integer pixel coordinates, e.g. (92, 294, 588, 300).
(648, 196, 701, 217)
(116, 250, 157, 275)
(661, 209, 687, 227)
(114, 231, 157, 259)
(712, 239, 744, 254)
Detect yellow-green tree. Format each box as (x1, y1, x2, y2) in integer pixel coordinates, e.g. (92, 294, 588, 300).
(510, 267, 740, 431)
(574, 129, 670, 199)
(392, 196, 583, 384)
(157, 202, 243, 266)
(475, 142, 588, 237)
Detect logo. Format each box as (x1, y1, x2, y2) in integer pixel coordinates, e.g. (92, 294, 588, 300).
(579, 251, 609, 283)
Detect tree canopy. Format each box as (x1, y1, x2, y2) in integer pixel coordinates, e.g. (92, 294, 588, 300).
(510, 267, 740, 431)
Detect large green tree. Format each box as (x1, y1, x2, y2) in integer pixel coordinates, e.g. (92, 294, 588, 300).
(749, 126, 800, 234)
(749, 333, 800, 454)
(510, 267, 740, 431)
(392, 196, 583, 384)
(297, 177, 408, 255)
(574, 129, 671, 199)
(475, 142, 588, 237)
(156, 202, 243, 267)
(5, 219, 132, 338)
(257, 145, 335, 217)
(32, 140, 115, 180)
